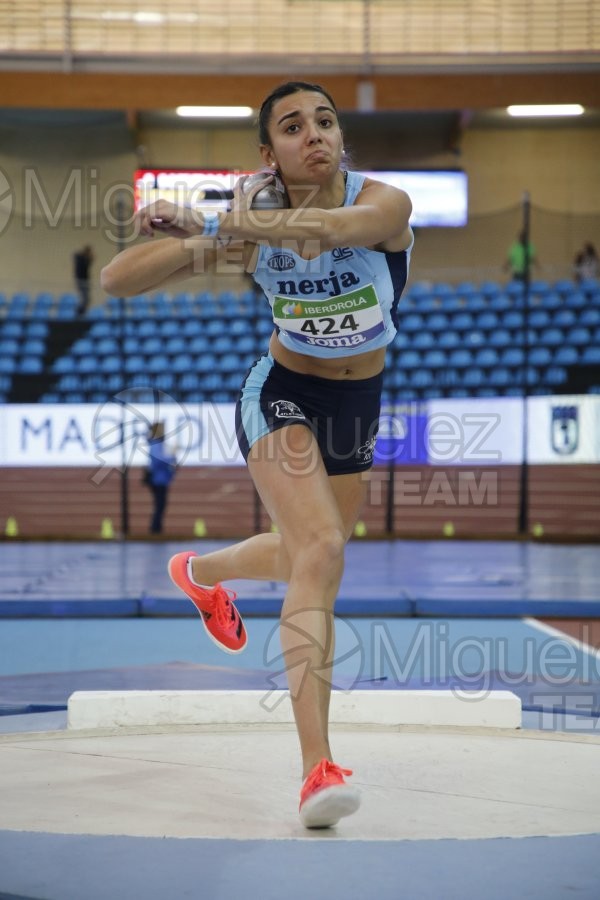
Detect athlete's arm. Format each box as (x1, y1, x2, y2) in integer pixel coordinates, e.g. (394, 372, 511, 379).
(136, 180, 412, 259)
(99, 236, 244, 297)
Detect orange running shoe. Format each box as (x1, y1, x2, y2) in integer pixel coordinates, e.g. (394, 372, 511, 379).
(299, 759, 361, 828)
(168, 551, 247, 654)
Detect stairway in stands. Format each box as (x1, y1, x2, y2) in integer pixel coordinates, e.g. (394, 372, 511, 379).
(8, 319, 91, 403)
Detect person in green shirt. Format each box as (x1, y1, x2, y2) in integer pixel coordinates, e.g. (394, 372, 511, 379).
(505, 230, 539, 281)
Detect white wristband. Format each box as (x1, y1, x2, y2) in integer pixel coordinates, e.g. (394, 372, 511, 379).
(202, 211, 220, 237)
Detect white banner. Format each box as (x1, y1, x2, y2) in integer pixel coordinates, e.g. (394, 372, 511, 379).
(0, 401, 244, 468)
(0, 396, 597, 467)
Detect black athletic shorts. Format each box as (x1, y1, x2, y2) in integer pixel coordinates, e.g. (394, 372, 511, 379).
(235, 353, 383, 475)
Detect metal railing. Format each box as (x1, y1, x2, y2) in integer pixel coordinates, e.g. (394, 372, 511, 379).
(0, 0, 599, 71)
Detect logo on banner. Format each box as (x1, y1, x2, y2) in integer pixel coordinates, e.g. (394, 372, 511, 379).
(551, 405, 579, 455)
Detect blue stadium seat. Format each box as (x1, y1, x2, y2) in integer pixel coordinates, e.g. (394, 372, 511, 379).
(57, 374, 84, 392)
(401, 313, 424, 332)
(438, 330, 460, 348)
(427, 313, 449, 332)
(213, 335, 234, 352)
(464, 330, 485, 347)
(544, 366, 568, 385)
(200, 373, 223, 390)
(21, 338, 45, 356)
(164, 337, 186, 355)
(463, 367, 485, 387)
(182, 319, 203, 337)
(488, 294, 511, 311)
(479, 281, 501, 298)
(452, 312, 474, 331)
(52, 356, 77, 373)
(197, 354, 217, 372)
(580, 308, 600, 327)
(1, 322, 24, 339)
(448, 388, 469, 398)
(537, 291, 561, 310)
(505, 281, 524, 299)
(237, 335, 257, 354)
(581, 346, 600, 364)
(474, 348, 500, 367)
(529, 347, 552, 366)
(96, 338, 120, 355)
(489, 329, 511, 347)
(154, 373, 175, 391)
(553, 309, 577, 327)
(464, 295, 486, 312)
(141, 337, 163, 355)
(123, 337, 140, 355)
(500, 347, 525, 367)
(529, 310, 551, 328)
(256, 319, 274, 336)
(99, 355, 121, 373)
(554, 345, 578, 365)
(423, 350, 447, 368)
(0, 339, 19, 356)
(83, 305, 104, 319)
(475, 312, 499, 330)
(409, 369, 434, 388)
(88, 321, 114, 338)
(567, 327, 591, 346)
(147, 354, 170, 374)
(564, 292, 586, 309)
(26, 321, 49, 339)
(124, 355, 146, 374)
(397, 350, 421, 369)
(189, 335, 210, 354)
(206, 319, 226, 337)
(553, 279, 575, 295)
(502, 310, 524, 329)
(388, 370, 408, 388)
(413, 331, 434, 349)
(159, 320, 181, 338)
(138, 321, 159, 338)
(531, 279, 550, 295)
(448, 349, 473, 368)
(171, 353, 194, 373)
(71, 338, 94, 356)
(489, 368, 511, 388)
(219, 353, 242, 373)
(391, 332, 409, 350)
(0, 357, 17, 374)
(76, 356, 98, 373)
(539, 327, 564, 346)
(179, 373, 201, 391)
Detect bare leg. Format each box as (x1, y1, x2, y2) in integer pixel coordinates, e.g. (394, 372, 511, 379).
(191, 532, 291, 585)
(247, 426, 368, 778)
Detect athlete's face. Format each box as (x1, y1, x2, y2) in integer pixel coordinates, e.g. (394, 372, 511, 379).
(261, 91, 343, 184)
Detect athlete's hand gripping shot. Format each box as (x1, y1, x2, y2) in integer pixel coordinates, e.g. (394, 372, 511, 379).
(101, 81, 413, 828)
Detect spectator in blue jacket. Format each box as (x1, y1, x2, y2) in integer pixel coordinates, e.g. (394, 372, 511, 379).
(145, 421, 177, 534)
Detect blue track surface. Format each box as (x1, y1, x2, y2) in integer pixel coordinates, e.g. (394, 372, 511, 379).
(1, 540, 599, 617)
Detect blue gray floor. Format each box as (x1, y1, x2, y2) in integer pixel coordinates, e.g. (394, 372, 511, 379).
(1, 540, 600, 899)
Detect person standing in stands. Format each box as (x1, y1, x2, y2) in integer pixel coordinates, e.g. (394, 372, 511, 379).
(573, 242, 599, 283)
(144, 421, 177, 535)
(504, 229, 539, 282)
(101, 81, 413, 829)
(73, 244, 94, 315)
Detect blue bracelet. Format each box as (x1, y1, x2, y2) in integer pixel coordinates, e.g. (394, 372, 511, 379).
(202, 211, 220, 237)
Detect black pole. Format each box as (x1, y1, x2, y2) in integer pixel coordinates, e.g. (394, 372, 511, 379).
(518, 191, 531, 535)
(385, 392, 396, 535)
(115, 191, 129, 538)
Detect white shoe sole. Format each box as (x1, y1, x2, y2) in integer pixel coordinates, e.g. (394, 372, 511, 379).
(167, 554, 247, 655)
(300, 785, 361, 828)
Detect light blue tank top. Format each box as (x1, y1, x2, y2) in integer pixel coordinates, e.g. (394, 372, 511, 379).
(251, 171, 413, 359)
